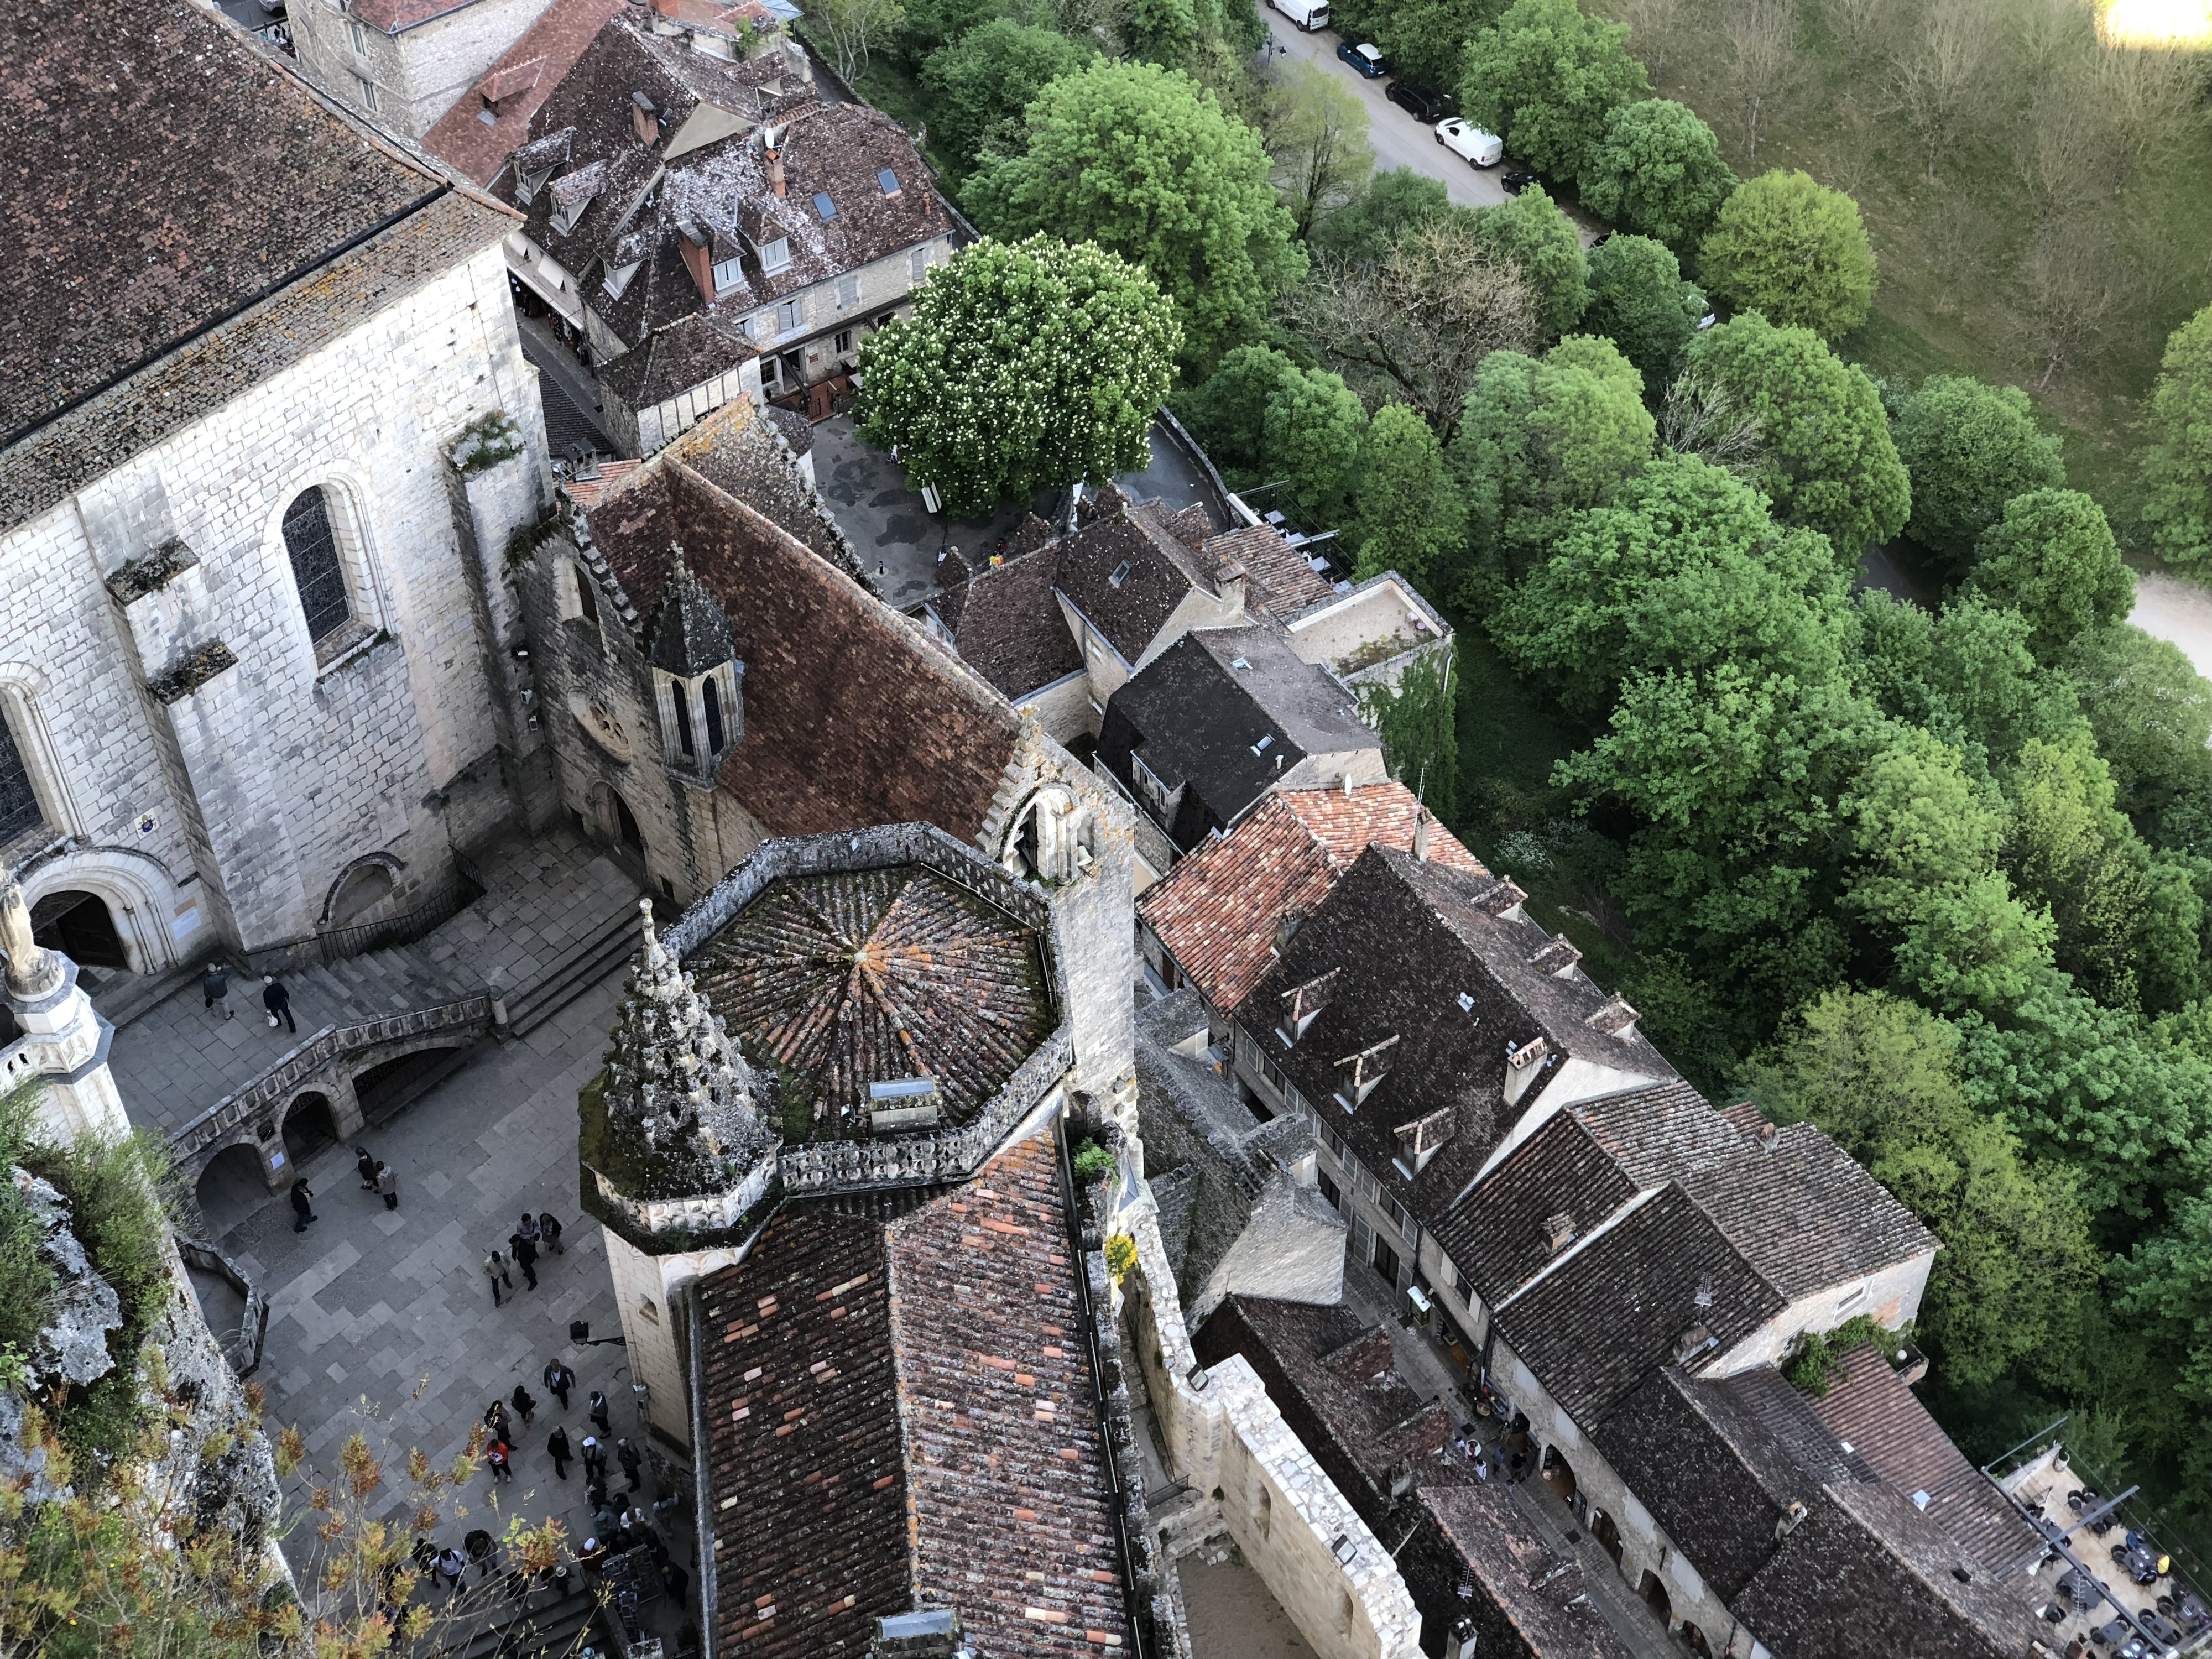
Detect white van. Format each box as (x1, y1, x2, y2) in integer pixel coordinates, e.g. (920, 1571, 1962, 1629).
(1271, 0, 1330, 30)
(1437, 117, 1504, 167)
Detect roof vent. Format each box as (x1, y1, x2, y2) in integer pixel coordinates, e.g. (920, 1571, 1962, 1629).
(1506, 1035, 1549, 1071)
(1912, 1490, 1932, 1511)
(1273, 907, 1304, 953)
(1544, 1211, 1575, 1253)
(1457, 991, 1475, 1012)
(1230, 656, 1251, 670)
(1251, 734, 1274, 757)
(1759, 1122, 1780, 1154)
(1674, 1324, 1718, 1365)
(1412, 806, 1433, 863)
(632, 90, 660, 145)
(1109, 560, 1133, 589)
(1776, 1500, 1809, 1538)
(1694, 1271, 1714, 1308)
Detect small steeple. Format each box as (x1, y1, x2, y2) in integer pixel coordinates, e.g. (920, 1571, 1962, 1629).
(649, 542, 744, 782)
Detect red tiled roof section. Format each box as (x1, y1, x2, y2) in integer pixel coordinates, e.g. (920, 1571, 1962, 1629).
(422, 0, 625, 185)
(1208, 524, 1334, 618)
(888, 1131, 1129, 1655)
(1808, 1344, 2041, 1571)
(583, 460, 1020, 843)
(1138, 784, 1484, 1013)
(700, 1207, 906, 1659)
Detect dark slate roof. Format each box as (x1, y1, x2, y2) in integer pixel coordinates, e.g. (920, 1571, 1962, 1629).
(936, 547, 1085, 702)
(421, 0, 627, 185)
(686, 864, 1053, 1134)
(1194, 1295, 1453, 1519)
(647, 554, 738, 674)
(1430, 1103, 1643, 1312)
(1807, 1345, 2040, 1572)
(764, 404, 814, 457)
(1098, 627, 1380, 851)
(1733, 1479, 2039, 1659)
(1593, 1363, 1871, 1600)
(1415, 1485, 1641, 1659)
(1490, 1185, 1787, 1423)
(599, 311, 759, 410)
(578, 429, 1020, 844)
(700, 1130, 1129, 1659)
(659, 398, 862, 579)
(1137, 783, 1484, 1015)
(1238, 846, 1670, 1234)
(1057, 487, 1218, 662)
(3, 0, 453, 440)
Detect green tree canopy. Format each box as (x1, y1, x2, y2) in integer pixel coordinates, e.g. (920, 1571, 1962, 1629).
(1129, 0, 1198, 64)
(1264, 59, 1375, 239)
(919, 20, 1094, 169)
(961, 59, 1304, 368)
(857, 235, 1180, 517)
(1578, 98, 1739, 254)
(1496, 450, 1846, 717)
(1170, 342, 1292, 472)
(1264, 363, 1370, 524)
(1311, 167, 1455, 264)
(1968, 489, 2132, 664)
(898, 0, 1001, 59)
(2142, 302, 2212, 569)
(1855, 592, 2073, 766)
(1744, 988, 2095, 1389)
(1890, 374, 2068, 567)
(1452, 335, 1654, 599)
(1457, 0, 1650, 182)
(1582, 233, 1705, 398)
(1350, 401, 1468, 587)
(2066, 623, 2212, 822)
(1472, 183, 1589, 340)
(1374, 0, 1500, 95)
(1697, 169, 1877, 341)
(1684, 312, 1910, 560)
(1844, 726, 2008, 930)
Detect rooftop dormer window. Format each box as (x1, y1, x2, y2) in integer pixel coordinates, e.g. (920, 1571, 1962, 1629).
(814, 192, 838, 221)
(759, 237, 791, 274)
(1333, 1034, 1399, 1110)
(1277, 968, 1339, 1046)
(879, 168, 901, 195)
(711, 257, 745, 294)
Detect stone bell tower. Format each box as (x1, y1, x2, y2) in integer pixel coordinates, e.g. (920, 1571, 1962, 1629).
(1, 863, 128, 1144)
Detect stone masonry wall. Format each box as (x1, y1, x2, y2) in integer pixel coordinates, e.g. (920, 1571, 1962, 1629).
(0, 239, 547, 958)
(292, 0, 555, 142)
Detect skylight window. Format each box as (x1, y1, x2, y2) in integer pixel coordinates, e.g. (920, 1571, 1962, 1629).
(879, 168, 901, 195)
(1230, 656, 1251, 670)
(1108, 560, 1133, 589)
(1457, 992, 1475, 1011)
(1251, 734, 1274, 756)
(814, 192, 837, 221)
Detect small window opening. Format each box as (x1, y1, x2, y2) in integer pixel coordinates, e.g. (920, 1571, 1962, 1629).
(813, 192, 837, 221)
(703, 676, 726, 752)
(878, 168, 901, 195)
(672, 688, 695, 757)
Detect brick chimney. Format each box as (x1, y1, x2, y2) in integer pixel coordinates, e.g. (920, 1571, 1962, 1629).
(632, 91, 659, 145)
(1214, 556, 1246, 615)
(764, 124, 787, 196)
(1411, 806, 1432, 863)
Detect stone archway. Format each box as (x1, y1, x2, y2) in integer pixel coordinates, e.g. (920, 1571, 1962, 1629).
(281, 1092, 340, 1168)
(321, 853, 403, 927)
(17, 847, 180, 977)
(1589, 1507, 1623, 1566)
(30, 890, 129, 971)
(195, 1140, 272, 1233)
(1541, 1443, 1579, 1505)
(1637, 1568, 1672, 1623)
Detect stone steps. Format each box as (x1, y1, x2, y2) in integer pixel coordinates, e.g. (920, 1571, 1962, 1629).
(503, 899, 645, 1037)
(430, 1583, 600, 1659)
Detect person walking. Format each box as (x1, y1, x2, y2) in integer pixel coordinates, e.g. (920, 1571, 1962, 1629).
(465, 1528, 497, 1578)
(662, 1559, 690, 1610)
(616, 1437, 642, 1492)
(435, 1545, 467, 1592)
(587, 1389, 612, 1436)
(515, 1211, 540, 1250)
(202, 961, 233, 1019)
(508, 1229, 539, 1291)
(355, 1146, 378, 1190)
(543, 1357, 575, 1412)
(484, 1399, 512, 1442)
(581, 1434, 607, 1485)
(538, 1211, 564, 1255)
(484, 1248, 512, 1307)
(486, 1438, 513, 1484)
(375, 1162, 398, 1209)
(262, 974, 295, 1034)
(510, 1384, 538, 1428)
(547, 1425, 572, 1480)
(289, 1177, 316, 1233)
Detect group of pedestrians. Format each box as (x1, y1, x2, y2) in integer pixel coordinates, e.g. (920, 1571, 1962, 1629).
(483, 1210, 563, 1306)
(201, 962, 296, 1032)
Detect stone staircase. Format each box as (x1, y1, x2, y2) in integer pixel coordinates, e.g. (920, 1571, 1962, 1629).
(501, 896, 648, 1036)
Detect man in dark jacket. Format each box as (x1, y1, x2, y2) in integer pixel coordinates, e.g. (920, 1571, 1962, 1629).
(262, 974, 295, 1034)
(289, 1178, 316, 1232)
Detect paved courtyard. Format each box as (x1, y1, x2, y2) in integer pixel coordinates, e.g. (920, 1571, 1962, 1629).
(187, 961, 696, 1614)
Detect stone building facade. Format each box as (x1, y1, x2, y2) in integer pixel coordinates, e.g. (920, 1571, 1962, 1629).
(2, 0, 551, 979)
(291, 0, 560, 140)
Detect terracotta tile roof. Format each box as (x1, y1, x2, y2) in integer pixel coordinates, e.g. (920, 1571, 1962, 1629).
(422, 0, 626, 185)
(687, 864, 1053, 1135)
(577, 431, 1020, 844)
(1807, 1345, 2039, 1572)
(3, 0, 447, 439)
(700, 1130, 1129, 1658)
(1137, 784, 1482, 1013)
(1208, 523, 1335, 618)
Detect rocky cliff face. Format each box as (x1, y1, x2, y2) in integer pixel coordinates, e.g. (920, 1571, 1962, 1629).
(1, 1165, 125, 1501)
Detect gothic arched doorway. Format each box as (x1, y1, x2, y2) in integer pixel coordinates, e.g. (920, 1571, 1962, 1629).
(31, 890, 129, 971)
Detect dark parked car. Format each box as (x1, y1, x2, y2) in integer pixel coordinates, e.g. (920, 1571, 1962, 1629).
(1501, 169, 1538, 195)
(1337, 41, 1387, 76)
(1386, 81, 1450, 121)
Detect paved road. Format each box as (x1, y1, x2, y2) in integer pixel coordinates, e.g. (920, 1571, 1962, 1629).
(2130, 572, 2212, 686)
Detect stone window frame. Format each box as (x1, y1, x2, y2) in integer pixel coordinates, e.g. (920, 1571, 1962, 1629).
(0, 674, 77, 858)
(267, 473, 390, 674)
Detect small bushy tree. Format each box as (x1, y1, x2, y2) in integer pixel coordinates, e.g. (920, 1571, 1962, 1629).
(1473, 183, 1589, 340)
(1265, 60, 1374, 239)
(1350, 402, 1467, 586)
(919, 20, 1094, 168)
(1264, 364, 1370, 525)
(1457, 0, 1650, 182)
(1583, 233, 1705, 397)
(1698, 169, 1877, 340)
(859, 235, 1180, 516)
(962, 59, 1303, 368)
(1311, 168, 1453, 265)
(2143, 301, 2212, 568)
(1578, 99, 1738, 253)
(1890, 374, 2067, 565)
(1968, 489, 2132, 664)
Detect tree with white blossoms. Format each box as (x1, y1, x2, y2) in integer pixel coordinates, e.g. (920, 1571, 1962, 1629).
(858, 234, 1181, 519)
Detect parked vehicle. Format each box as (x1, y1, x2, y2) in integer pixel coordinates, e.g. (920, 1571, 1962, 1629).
(1500, 169, 1537, 195)
(1338, 41, 1387, 76)
(1269, 0, 1330, 29)
(1387, 82, 1452, 122)
(1436, 117, 1504, 166)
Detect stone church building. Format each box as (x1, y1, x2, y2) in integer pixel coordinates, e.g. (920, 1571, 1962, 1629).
(1, 0, 553, 985)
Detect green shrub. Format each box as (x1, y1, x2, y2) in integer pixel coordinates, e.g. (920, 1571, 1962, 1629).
(1072, 1139, 1114, 1184)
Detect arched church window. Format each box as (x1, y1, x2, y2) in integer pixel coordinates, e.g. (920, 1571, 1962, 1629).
(703, 676, 725, 753)
(0, 708, 42, 846)
(283, 487, 353, 644)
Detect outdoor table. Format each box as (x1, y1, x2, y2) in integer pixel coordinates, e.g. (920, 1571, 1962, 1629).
(2140, 1612, 2183, 1646)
